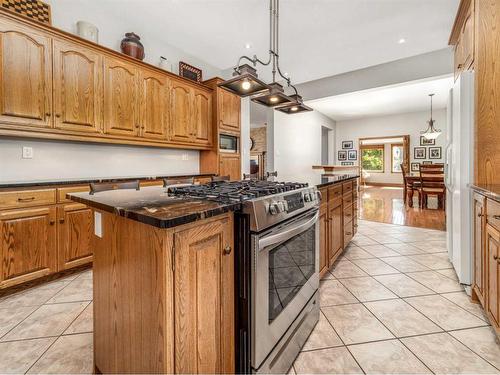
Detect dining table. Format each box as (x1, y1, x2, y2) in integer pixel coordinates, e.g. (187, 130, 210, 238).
(405, 172, 445, 208)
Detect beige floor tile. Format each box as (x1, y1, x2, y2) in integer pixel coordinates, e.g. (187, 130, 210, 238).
(405, 295, 489, 330)
(288, 364, 296, 374)
(380, 256, 430, 272)
(319, 280, 358, 306)
(302, 311, 343, 351)
(409, 254, 453, 270)
(406, 270, 464, 293)
(365, 234, 403, 244)
(294, 347, 363, 374)
(436, 268, 460, 281)
(348, 339, 431, 374)
(402, 332, 499, 374)
(351, 236, 378, 246)
(410, 240, 447, 253)
(351, 258, 399, 276)
(441, 292, 489, 322)
(364, 299, 442, 337)
(0, 305, 38, 338)
(358, 244, 401, 258)
(2, 302, 88, 341)
(28, 333, 93, 374)
(47, 277, 93, 304)
(339, 277, 397, 302)
(322, 304, 394, 345)
(64, 302, 93, 335)
(373, 273, 434, 298)
(0, 282, 67, 309)
(321, 271, 335, 280)
(385, 243, 426, 255)
(0, 337, 55, 374)
(330, 260, 368, 279)
(450, 326, 500, 370)
(343, 246, 374, 260)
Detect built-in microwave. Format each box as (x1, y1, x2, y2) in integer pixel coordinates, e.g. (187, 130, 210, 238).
(219, 134, 239, 153)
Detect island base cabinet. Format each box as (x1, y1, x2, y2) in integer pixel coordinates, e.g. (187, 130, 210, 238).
(92, 211, 234, 374)
(486, 224, 500, 332)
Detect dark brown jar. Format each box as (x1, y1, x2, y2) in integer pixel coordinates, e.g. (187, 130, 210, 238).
(120, 32, 145, 60)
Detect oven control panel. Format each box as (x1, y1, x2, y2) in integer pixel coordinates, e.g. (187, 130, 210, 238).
(268, 189, 318, 215)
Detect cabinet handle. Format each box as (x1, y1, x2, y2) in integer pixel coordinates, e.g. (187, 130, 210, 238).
(493, 215, 500, 220)
(59, 218, 65, 224)
(17, 197, 35, 202)
(346, 232, 352, 235)
(494, 254, 498, 260)
(135, 124, 140, 129)
(478, 213, 484, 217)
(49, 219, 55, 225)
(55, 113, 61, 118)
(45, 112, 51, 117)
(457, 63, 463, 69)
(223, 245, 232, 255)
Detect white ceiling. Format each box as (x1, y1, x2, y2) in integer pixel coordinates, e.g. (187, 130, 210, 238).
(307, 76, 454, 121)
(81, 0, 459, 84)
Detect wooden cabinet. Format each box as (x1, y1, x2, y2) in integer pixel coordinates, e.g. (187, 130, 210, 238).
(452, 0, 474, 80)
(0, 207, 57, 288)
(53, 39, 102, 133)
(329, 202, 343, 266)
(486, 223, 500, 329)
(57, 203, 93, 271)
(103, 57, 140, 137)
(0, 21, 52, 128)
(319, 202, 328, 275)
(219, 89, 240, 133)
(138, 69, 169, 140)
(472, 192, 486, 304)
(173, 216, 234, 373)
(192, 88, 212, 146)
(219, 154, 241, 180)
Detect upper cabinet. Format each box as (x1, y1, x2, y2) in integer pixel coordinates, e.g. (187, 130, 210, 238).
(450, 0, 475, 80)
(192, 88, 212, 146)
(0, 21, 52, 128)
(219, 89, 240, 133)
(103, 57, 140, 137)
(139, 69, 170, 140)
(53, 39, 102, 133)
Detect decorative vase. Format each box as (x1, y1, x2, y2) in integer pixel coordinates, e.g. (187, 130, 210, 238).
(120, 32, 145, 60)
(159, 56, 172, 72)
(76, 21, 98, 43)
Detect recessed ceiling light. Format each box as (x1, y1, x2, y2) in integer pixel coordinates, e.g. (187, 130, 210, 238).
(398, 38, 406, 44)
(245, 43, 252, 49)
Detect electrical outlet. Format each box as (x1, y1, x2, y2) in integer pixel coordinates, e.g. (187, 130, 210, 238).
(181, 153, 189, 161)
(22, 146, 33, 159)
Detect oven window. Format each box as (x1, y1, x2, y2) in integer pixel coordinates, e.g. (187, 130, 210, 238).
(268, 224, 316, 322)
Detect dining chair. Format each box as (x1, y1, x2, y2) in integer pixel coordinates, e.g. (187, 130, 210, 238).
(401, 163, 420, 205)
(419, 164, 446, 210)
(211, 175, 230, 182)
(89, 180, 140, 195)
(163, 177, 194, 187)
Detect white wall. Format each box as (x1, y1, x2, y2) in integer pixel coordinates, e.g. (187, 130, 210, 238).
(273, 110, 336, 185)
(0, 138, 199, 182)
(335, 109, 447, 184)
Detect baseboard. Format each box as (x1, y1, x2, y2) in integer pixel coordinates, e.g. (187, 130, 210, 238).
(364, 182, 404, 188)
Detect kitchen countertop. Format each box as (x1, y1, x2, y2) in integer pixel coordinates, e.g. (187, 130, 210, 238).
(0, 173, 215, 189)
(315, 174, 360, 188)
(471, 184, 500, 202)
(68, 186, 240, 228)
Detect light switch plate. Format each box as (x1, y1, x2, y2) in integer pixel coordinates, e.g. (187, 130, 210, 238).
(22, 147, 33, 159)
(94, 212, 102, 238)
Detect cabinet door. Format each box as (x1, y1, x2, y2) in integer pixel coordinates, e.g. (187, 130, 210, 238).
(328, 203, 343, 266)
(53, 40, 102, 133)
(170, 81, 193, 143)
(219, 154, 241, 181)
(319, 205, 328, 276)
(0, 23, 52, 128)
(173, 216, 234, 374)
(103, 57, 139, 137)
(57, 203, 93, 271)
(192, 88, 212, 146)
(219, 89, 240, 132)
(0, 207, 56, 288)
(461, 1, 474, 70)
(473, 193, 486, 304)
(139, 70, 169, 140)
(487, 224, 500, 327)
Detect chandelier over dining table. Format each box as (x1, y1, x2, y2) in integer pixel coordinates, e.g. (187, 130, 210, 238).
(219, 0, 313, 114)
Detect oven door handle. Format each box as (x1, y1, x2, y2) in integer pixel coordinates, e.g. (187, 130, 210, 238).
(258, 211, 319, 249)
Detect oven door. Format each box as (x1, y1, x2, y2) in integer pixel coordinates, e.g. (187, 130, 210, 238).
(251, 209, 319, 370)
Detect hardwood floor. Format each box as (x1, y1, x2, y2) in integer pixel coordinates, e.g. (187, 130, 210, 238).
(359, 185, 446, 231)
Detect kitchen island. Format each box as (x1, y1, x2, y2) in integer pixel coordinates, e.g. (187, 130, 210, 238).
(69, 186, 238, 374)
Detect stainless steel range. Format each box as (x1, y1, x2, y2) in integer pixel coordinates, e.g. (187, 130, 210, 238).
(170, 180, 320, 374)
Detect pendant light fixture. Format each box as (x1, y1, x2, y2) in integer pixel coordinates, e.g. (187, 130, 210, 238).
(219, 0, 312, 114)
(421, 93, 442, 140)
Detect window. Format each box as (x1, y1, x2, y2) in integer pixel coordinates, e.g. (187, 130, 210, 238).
(391, 144, 404, 173)
(361, 145, 384, 172)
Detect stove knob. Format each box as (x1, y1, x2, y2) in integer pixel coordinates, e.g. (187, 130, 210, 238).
(269, 202, 280, 215)
(304, 193, 311, 202)
(277, 200, 286, 212)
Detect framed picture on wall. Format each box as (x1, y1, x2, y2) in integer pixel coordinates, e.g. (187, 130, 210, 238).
(420, 136, 435, 146)
(414, 147, 426, 159)
(429, 147, 442, 159)
(422, 161, 433, 165)
(342, 141, 353, 149)
(338, 151, 347, 161)
(347, 150, 357, 160)
(411, 162, 420, 172)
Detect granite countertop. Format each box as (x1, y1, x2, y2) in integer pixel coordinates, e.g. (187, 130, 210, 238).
(315, 174, 360, 188)
(0, 173, 215, 189)
(471, 184, 500, 202)
(68, 186, 240, 228)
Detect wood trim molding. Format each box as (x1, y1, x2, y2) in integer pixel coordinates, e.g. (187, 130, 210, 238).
(449, 0, 472, 45)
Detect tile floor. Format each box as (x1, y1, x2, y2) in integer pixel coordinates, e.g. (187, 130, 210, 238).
(0, 219, 499, 374)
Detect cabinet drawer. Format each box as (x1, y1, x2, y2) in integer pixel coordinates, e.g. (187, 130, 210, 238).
(487, 199, 500, 232)
(0, 189, 56, 209)
(342, 181, 353, 194)
(328, 185, 342, 201)
(57, 186, 90, 203)
(343, 193, 353, 207)
(343, 204, 353, 223)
